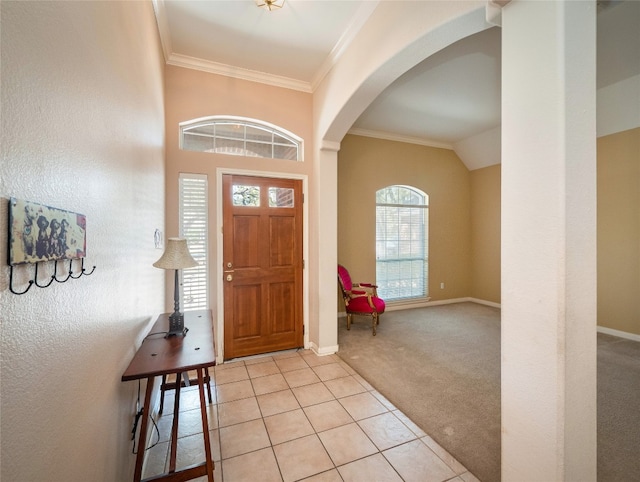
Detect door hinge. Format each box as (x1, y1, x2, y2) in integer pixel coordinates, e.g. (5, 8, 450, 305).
(302, 259, 305, 269)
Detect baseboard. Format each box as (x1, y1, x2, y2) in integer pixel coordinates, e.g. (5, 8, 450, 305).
(466, 297, 502, 309)
(597, 325, 640, 342)
(308, 341, 339, 356)
(407, 297, 499, 309)
(338, 297, 501, 317)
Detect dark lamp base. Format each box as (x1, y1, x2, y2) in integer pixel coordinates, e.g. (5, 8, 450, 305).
(167, 311, 188, 337)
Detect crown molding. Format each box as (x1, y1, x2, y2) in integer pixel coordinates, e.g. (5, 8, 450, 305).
(154, 0, 312, 92)
(166, 54, 313, 93)
(152, 0, 172, 62)
(310, 1, 379, 92)
(154, 0, 375, 94)
(347, 128, 453, 150)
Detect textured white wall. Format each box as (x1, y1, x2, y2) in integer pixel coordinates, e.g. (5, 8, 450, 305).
(501, 1, 597, 480)
(0, 2, 166, 481)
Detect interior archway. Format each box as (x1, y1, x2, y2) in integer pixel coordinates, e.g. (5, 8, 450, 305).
(310, 1, 492, 358)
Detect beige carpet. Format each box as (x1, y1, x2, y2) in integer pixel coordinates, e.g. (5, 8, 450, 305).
(597, 333, 640, 482)
(336, 302, 640, 482)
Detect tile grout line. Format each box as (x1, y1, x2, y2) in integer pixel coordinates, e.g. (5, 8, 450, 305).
(149, 350, 472, 481)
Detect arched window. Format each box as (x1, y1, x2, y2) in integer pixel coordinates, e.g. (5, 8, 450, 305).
(179, 116, 303, 161)
(376, 185, 429, 301)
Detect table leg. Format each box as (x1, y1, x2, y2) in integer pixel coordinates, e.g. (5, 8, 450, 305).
(168, 371, 182, 473)
(205, 367, 213, 404)
(197, 368, 215, 481)
(133, 376, 155, 482)
(159, 374, 167, 415)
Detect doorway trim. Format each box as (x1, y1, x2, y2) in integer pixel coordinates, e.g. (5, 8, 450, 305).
(215, 167, 309, 362)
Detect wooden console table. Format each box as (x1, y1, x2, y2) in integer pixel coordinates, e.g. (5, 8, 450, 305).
(122, 310, 216, 482)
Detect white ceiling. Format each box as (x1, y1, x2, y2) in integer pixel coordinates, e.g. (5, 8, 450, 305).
(154, 0, 640, 168)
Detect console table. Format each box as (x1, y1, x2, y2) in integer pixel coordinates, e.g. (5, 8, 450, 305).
(122, 310, 216, 482)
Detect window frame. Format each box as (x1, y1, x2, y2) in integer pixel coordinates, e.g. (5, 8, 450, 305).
(179, 116, 304, 162)
(375, 185, 429, 303)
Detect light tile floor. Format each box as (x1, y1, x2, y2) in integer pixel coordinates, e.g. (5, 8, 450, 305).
(142, 349, 480, 482)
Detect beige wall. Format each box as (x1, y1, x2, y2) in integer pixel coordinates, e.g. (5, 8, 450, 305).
(163, 65, 314, 352)
(470, 164, 501, 304)
(597, 127, 640, 336)
(338, 134, 471, 305)
(339, 128, 640, 338)
(0, 2, 165, 481)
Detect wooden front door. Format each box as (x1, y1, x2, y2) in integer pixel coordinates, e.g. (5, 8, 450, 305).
(222, 174, 303, 360)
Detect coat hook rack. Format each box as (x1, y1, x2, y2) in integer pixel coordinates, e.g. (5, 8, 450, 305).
(7, 197, 96, 295)
(9, 258, 97, 295)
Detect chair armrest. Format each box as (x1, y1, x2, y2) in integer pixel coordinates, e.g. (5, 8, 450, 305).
(354, 283, 379, 297)
(346, 289, 377, 310)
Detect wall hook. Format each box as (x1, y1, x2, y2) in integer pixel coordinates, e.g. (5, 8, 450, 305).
(53, 259, 72, 283)
(68, 259, 83, 280)
(54, 259, 69, 283)
(82, 259, 96, 276)
(33, 261, 56, 288)
(9, 265, 34, 295)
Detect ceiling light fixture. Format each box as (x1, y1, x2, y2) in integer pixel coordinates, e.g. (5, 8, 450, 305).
(255, 0, 284, 12)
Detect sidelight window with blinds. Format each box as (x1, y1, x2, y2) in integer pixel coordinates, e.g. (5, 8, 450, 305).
(179, 173, 209, 311)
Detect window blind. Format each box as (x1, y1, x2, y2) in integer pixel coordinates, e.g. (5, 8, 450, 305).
(179, 174, 208, 311)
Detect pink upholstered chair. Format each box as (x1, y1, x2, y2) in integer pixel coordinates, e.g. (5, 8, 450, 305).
(337, 264, 386, 335)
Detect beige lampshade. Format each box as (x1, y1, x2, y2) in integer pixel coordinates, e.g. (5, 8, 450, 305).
(153, 238, 198, 270)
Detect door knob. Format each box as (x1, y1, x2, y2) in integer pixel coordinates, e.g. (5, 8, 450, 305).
(226, 274, 233, 282)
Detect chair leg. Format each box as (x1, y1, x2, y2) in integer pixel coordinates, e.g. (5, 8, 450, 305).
(372, 313, 378, 336)
(346, 313, 352, 330)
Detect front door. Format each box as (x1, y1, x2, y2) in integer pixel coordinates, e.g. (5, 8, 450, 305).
(222, 174, 303, 360)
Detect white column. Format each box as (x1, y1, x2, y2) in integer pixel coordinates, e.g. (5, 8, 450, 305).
(501, 1, 597, 481)
(309, 140, 340, 355)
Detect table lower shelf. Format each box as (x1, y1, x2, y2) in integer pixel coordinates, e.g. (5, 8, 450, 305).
(136, 368, 215, 482)
(142, 461, 211, 482)
(159, 369, 212, 416)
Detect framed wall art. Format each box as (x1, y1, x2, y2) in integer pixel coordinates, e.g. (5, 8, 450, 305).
(8, 197, 87, 266)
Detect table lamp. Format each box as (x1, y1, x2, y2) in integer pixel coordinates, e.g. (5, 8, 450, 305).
(153, 237, 199, 336)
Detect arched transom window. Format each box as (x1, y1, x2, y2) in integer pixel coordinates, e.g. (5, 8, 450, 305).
(376, 185, 429, 301)
(179, 116, 303, 161)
